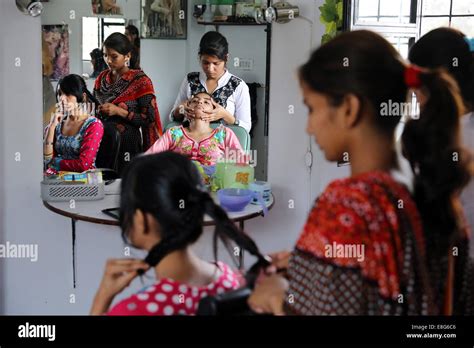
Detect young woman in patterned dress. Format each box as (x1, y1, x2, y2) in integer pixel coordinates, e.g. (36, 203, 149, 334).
(248, 30, 473, 315)
(94, 33, 163, 174)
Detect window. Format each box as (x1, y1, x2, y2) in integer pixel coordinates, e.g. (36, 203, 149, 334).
(354, 0, 413, 25)
(82, 17, 126, 60)
(420, 0, 474, 36)
(349, 0, 420, 58)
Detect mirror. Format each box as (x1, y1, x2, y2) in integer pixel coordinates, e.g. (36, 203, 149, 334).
(41, 0, 270, 181)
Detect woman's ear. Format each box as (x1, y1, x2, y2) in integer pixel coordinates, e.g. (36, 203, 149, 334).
(133, 209, 146, 236)
(342, 93, 362, 129)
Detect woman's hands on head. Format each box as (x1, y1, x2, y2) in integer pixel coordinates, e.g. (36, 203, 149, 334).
(175, 101, 196, 121)
(90, 258, 149, 315)
(98, 258, 149, 297)
(246, 250, 291, 316)
(201, 99, 226, 122)
(49, 110, 64, 127)
(247, 273, 289, 315)
(265, 250, 291, 274)
(99, 103, 128, 118)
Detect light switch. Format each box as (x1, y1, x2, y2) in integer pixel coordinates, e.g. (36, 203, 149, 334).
(237, 58, 254, 70)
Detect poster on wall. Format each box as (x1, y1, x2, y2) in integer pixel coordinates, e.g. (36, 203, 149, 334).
(91, 0, 124, 16)
(42, 25, 70, 81)
(141, 0, 187, 39)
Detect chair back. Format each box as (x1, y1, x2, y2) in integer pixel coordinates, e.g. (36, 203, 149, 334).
(96, 122, 121, 173)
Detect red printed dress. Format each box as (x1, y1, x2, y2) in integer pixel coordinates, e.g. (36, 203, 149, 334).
(285, 171, 433, 315)
(107, 262, 240, 316)
(285, 170, 474, 315)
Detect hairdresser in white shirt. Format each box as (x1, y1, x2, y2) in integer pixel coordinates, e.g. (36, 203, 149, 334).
(170, 31, 252, 133)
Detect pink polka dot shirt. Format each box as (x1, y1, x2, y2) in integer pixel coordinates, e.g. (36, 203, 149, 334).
(107, 262, 241, 316)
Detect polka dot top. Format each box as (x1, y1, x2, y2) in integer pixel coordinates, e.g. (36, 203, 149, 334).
(107, 262, 241, 316)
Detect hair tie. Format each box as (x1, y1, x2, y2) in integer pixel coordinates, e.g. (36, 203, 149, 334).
(404, 65, 423, 88)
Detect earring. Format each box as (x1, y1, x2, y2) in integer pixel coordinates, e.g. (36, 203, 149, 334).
(125, 59, 130, 67)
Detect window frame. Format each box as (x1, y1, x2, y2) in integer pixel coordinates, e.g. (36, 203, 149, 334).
(82, 17, 126, 61)
(419, 0, 474, 36)
(346, 0, 421, 57)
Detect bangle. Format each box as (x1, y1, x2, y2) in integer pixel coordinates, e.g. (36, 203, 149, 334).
(44, 141, 54, 146)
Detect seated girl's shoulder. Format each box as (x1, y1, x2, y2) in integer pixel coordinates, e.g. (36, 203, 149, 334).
(167, 125, 184, 140)
(213, 261, 242, 291)
(85, 117, 104, 130)
(213, 125, 228, 140)
(107, 262, 240, 316)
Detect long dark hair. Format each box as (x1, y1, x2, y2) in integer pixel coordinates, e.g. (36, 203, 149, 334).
(103, 32, 139, 70)
(57, 74, 100, 111)
(90, 48, 107, 77)
(409, 27, 474, 112)
(119, 152, 264, 268)
(125, 24, 140, 48)
(299, 30, 471, 295)
(199, 31, 229, 61)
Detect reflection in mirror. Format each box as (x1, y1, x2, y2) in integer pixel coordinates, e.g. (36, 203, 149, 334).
(41, 0, 270, 182)
(82, 16, 127, 79)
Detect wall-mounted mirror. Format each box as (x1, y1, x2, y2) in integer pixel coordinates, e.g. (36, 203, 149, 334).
(41, 0, 270, 181)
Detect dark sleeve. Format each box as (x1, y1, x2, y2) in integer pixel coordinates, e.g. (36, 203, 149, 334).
(122, 94, 157, 128)
(284, 248, 366, 315)
(457, 255, 474, 315)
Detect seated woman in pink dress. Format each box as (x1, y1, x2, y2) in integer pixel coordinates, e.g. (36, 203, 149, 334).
(146, 92, 247, 166)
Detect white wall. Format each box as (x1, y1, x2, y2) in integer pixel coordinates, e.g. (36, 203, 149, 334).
(1, 0, 74, 314)
(0, 7, 5, 314)
(0, 0, 345, 314)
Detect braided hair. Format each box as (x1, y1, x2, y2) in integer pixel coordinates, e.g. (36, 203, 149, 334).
(119, 152, 264, 268)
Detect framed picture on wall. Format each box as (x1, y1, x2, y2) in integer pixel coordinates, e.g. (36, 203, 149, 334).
(42, 25, 70, 81)
(141, 0, 187, 39)
(91, 0, 125, 16)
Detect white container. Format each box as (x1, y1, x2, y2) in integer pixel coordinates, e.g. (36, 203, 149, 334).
(41, 180, 105, 202)
(248, 181, 271, 204)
